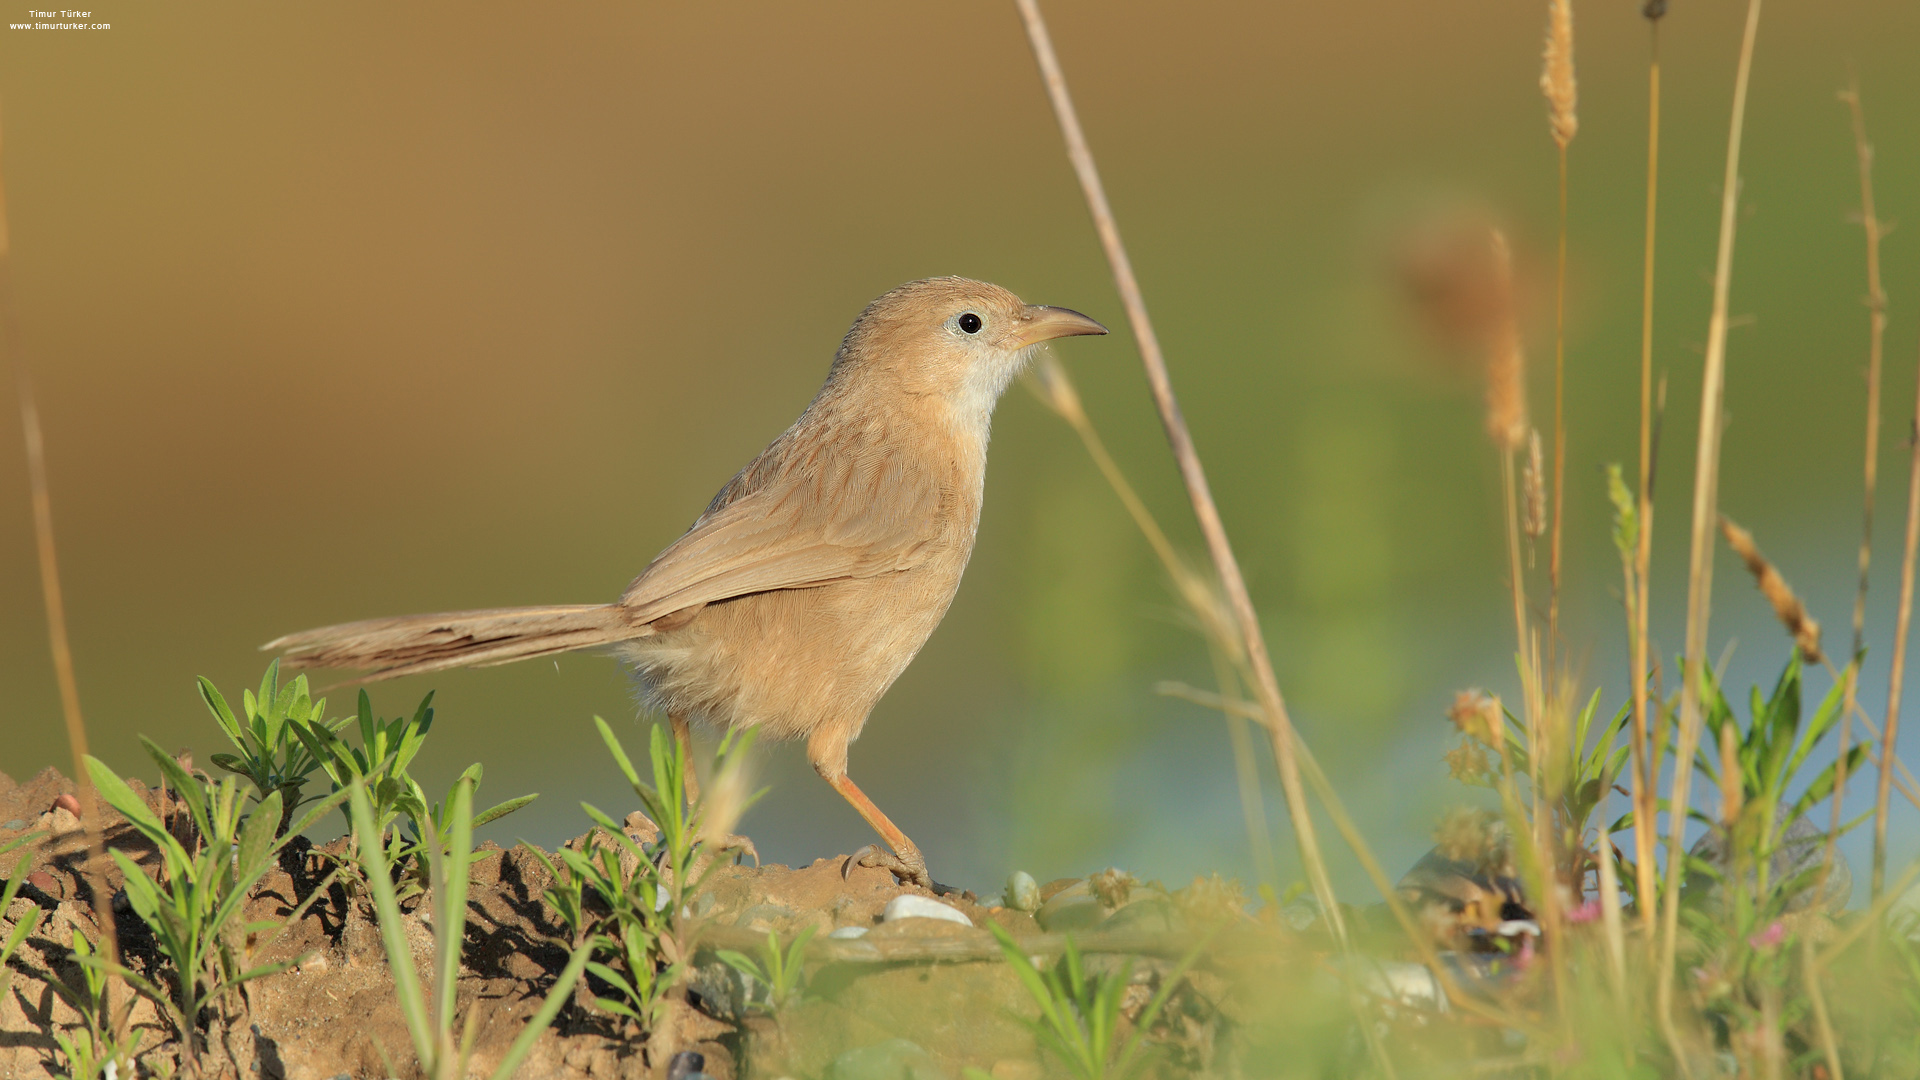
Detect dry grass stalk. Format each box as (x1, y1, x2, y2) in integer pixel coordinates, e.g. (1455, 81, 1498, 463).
(1719, 723, 1745, 826)
(1485, 230, 1528, 452)
(1828, 81, 1887, 899)
(1658, 0, 1766, 1060)
(1525, 428, 1547, 541)
(3, 117, 127, 1047)
(1629, 12, 1664, 936)
(1877, 352, 1920, 898)
(1540, 0, 1579, 149)
(1014, 0, 1348, 945)
(1719, 516, 1824, 663)
(1802, 935, 1846, 1080)
(1540, 0, 1577, 649)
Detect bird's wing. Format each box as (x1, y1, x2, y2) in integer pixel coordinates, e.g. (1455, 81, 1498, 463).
(618, 443, 947, 623)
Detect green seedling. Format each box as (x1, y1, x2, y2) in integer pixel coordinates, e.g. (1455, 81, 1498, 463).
(201, 660, 345, 834)
(81, 739, 345, 1059)
(716, 925, 816, 1013)
(1679, 654, 1865, 920)
(48, 930, 144, 1080)
(0, 830, 47, 996)
(984, 921, 1210, 1080)
(351, 776, 589, 1080)
(526, 717, 760, 1033)
(291, 687, 435, 852)
(395, 762, 537, 899)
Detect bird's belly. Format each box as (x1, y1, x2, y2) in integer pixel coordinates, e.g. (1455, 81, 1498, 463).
(616, 570, 958, 743)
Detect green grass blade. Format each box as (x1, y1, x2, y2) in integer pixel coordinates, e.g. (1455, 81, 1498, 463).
(350, 781, 435, 1070)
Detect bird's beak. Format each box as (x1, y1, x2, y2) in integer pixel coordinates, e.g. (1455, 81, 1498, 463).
(1010, 305, 1109, 349)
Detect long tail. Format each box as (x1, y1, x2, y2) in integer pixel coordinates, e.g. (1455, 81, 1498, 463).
(265, 604, 646, 682)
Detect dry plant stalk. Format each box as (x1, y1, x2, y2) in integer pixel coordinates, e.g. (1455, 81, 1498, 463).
(1878, 343, 1920, 898)
(1629, 6, 1665, 934)
(1030, 355, 1277, 888)
(1659, 0, 1766, 1061)
(1013, 0, 1348, 944)
(1829, 81, 1887, 897)
(1540, 0, 1577, 648)
(2, 117, 126, 1045)
(1485, 230, 1529, 452)
(1719, 516, 1823, 663)
(1540, 0, 1579, 149)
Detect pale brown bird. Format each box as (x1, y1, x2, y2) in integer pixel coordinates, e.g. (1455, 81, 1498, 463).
(268, 277, 1107, 887)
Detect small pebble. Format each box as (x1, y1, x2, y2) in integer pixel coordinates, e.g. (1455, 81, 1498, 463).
(829, 926, 870, 940)
(881, 894, 971, 927)
(1004, 870, 1040, 912)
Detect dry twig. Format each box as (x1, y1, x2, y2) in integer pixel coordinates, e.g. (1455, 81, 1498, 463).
(1013, 0, 1345, 944)
(1658, 0, 1765, 1065)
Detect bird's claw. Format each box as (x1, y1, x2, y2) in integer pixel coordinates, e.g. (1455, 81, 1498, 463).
(855, 845, 944, 892)
(711, 832, 760, 866)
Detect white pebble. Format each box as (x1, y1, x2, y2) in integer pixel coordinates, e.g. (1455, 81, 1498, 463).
(881, 894, 972, 927)
(828, 926, 870, 939)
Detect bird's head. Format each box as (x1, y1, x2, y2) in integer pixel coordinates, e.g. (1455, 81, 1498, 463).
(832, 277, 1108, 420)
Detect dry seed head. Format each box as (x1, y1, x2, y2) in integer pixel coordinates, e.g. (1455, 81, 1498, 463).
(1719, 516, 1824, 663)
(1524, 428, 1547, 539)
(1447, 689, 1505, 749)
(1483, 230, 1528, 451)
(1540, 0, 1579, 148)
(1444, 740, 1494, 785)
(1642, 0, 1667, 21)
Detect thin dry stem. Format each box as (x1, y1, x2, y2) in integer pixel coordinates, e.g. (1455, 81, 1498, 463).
(1658, 0, 1764, 1064)
(1014, 0, 1345, 943)
(1630, 19, 1662, 935)
(1542, 0, 1577, 654)
(3, 115, 126, 1045)
(1802, 935, 1846, 1080)
(1879, 342, 1920, 898)
(1157, 681, 1517, 1029)
(1549, 147, 1568, 648)
(1830, 80, 1886, 899)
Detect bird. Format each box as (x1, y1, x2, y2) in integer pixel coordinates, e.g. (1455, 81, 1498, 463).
(267, 277, 1108, 889)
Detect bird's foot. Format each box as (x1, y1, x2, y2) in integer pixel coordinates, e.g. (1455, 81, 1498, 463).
(707, 832, 760, 866)
(846, 844, 958, 895)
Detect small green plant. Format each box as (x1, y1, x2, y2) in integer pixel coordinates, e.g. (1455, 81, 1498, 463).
(350, 775, 589, 1080)
(201, 660, 344, 834)
(291, 686, 436, 849)
(716, 925, 816, 1013)
(47, 930, 143, 1080)
(1682, 654, 1864, 916)
(81, 739, 345, 1058)
(527, 717, 760, 1033)
(983, 921, 1209, 1080)
(396, 762, 537, 897)
(0, 830, 47, 996)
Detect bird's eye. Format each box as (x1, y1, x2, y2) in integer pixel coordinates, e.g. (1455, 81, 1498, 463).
(958, 312, 983, 334)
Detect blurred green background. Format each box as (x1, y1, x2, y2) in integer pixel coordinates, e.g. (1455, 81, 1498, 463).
(3, 0, 1917, 898)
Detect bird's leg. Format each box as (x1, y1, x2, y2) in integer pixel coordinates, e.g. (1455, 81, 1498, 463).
(821, 772, 937, 890)
(670, 712, 702, 806)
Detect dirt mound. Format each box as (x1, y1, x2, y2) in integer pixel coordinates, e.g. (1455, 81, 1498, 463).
(0, 769, 1240, 1079)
